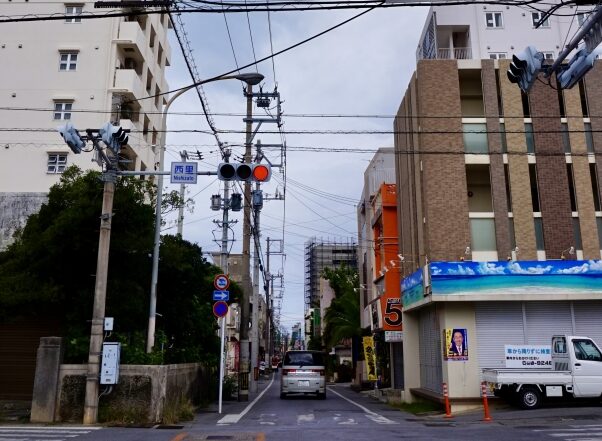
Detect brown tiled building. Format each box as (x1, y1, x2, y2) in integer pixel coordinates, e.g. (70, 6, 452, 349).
(394, 59, 602, 410)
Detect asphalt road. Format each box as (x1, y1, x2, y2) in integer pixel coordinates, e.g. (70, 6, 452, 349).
(3, 374, 602, 441)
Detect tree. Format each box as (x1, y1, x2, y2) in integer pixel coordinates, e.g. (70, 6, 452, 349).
(321, 266, 361, 349)
(0, 166, 235, 364)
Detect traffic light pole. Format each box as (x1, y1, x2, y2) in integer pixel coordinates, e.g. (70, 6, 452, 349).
(250, 188, 261, 393)
(83, 165, 116, 425)
(239, 83, 253, 401)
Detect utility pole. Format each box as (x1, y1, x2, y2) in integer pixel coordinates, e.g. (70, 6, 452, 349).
(83, 164, 116, 425)
(239, 83, 254, 402)
(250, 184, 262, 393)
(177, 151, 187, 236)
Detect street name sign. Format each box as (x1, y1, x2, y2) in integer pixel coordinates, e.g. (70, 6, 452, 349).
(170, 162, 197, 184)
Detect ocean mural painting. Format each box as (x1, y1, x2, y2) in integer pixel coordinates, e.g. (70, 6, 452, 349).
(429, 260, 602, 296)
(402, 268, 424, 306)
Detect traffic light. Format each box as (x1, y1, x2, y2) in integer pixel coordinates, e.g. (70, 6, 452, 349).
(99, 122, 128, 154)
(557, 48, 598, 90)
(507, 46, 543, 93)
(230, 193, 242, 211)
(57, 122, 86, 154)
(217, 163, 271, 182)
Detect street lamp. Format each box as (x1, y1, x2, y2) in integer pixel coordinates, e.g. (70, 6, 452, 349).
(146, 72, 264, 352)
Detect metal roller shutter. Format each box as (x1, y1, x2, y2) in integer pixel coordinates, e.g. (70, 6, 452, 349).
(573, 301, 602, 345)
(475, 302, 525, 370)
(419, 306, 442, 393)
(525, 301, 573, 345)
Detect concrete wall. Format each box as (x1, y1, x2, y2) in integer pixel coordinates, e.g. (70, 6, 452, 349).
(0, 192, 48, 250)
(54, 363, 213, 423)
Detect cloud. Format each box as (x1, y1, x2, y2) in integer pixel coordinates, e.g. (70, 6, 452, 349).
(446, 265, 476, 276)
(507, 262, 553, 275)
(477, 262, 506, 275)
(587, 260, 602, 272)
(556, 263, 590, 274)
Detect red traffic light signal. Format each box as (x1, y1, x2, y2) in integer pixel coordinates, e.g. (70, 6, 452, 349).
(217, 163, 271, 182)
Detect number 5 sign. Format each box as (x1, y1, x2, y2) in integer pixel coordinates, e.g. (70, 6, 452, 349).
(382, 297, 402, 331)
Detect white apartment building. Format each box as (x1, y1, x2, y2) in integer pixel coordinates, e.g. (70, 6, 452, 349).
(0, 2, 171, 249)
(417, 1, 592, 61)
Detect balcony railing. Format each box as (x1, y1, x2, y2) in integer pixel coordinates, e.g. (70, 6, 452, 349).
(437, 47, 472, 60)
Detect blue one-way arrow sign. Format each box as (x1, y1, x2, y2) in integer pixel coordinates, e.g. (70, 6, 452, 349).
(213, 290, 230, 301)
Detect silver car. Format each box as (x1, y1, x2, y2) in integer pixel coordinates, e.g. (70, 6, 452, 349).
(280, 350, 326, 399)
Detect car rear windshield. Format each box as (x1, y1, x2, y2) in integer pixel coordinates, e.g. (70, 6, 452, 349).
(283, 351, 324, 366)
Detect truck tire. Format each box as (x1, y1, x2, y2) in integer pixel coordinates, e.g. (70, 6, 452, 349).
(518, 387, 541, 410)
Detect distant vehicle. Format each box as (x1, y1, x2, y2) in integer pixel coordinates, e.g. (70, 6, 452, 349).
(271, 355, 280, 370)
(280, 350, 326, 399)
(483, 335, 602, 409)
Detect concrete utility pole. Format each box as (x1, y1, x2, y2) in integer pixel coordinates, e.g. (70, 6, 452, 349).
(177, 151, 187, 236)
(239, 83, 254, 401)
(250, 185, 261, 393)
(83, 166, 116, 425)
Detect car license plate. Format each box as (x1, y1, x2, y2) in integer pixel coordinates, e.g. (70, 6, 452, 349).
(298, 380, 310, 387)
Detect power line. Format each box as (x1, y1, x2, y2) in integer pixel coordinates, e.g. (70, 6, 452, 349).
(4, 106, 602, 120)
(0, 0, 553, 23)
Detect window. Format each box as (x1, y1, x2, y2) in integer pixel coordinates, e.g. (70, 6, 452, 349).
(47, 153, 67, 174)
(489, 52, 507, 60)
(54, 102, 72, 120)
(596, 217, 602, 250)
(585, 122, 594, 153)
(573, 339, 602, 362)
(463, 123, 488, 153)
(534, 218, 545, 251)
(529, 164, 540, 212)
(59, 52, 77, 71)
(531, 12, 550, 28)
(567, 163, 577, 211)
(485, 12, 503, 28)
(573, 218, 583, 250)
(543, 52, 554, 60)
(561, 123, 571, 153)
(470, 218, 497, 251)
(65, 4, 83, 23)
(525, 123, 535, 153)
(591, 163, 600, 211)
(500, 123, 507, 153)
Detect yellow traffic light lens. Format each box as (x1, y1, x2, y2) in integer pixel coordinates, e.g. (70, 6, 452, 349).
(253, 165, 270, 181)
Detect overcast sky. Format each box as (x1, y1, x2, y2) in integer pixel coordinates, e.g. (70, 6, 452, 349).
(162, 7, 429, 333)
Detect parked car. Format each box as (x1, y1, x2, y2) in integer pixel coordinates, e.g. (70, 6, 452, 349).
(280, 350, 326, 399)
(483, 335, 602, 409)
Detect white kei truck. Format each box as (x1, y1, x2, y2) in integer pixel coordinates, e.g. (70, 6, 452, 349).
(482, 335, 602, 409)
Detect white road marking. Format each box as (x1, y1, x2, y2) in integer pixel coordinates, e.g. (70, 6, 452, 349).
(327, 387, 398, 425)
(297, 413, 315, 424)
(217, 374, 275, 425)
(0, 427, 99, 431)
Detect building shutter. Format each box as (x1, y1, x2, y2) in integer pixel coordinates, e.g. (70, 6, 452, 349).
(525, 301, 573, 345)
(475, 302, 525, 370)
(573, 301, 602, 345)
(419, 306, 442, 393)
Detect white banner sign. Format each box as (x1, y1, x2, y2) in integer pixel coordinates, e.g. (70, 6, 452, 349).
(385, 331, 403, 342)
(504, 345, 552, 368)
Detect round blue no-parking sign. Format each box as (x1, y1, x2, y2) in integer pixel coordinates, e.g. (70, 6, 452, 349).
(213, 301, 229, 318)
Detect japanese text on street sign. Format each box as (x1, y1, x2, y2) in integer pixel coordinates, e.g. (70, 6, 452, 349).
(170, 162, 197, 184)
(504, 345, 552, 368)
